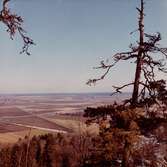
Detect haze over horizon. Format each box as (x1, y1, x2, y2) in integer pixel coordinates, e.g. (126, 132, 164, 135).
(0, 0, 167, 93)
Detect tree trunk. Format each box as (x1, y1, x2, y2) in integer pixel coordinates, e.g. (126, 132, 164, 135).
(132, 0, 144, 105)
(122, 139, 130, 167)
(132, 52, 143, 105)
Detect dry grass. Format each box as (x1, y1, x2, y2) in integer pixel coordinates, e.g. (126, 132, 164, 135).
(0, 129, 54, 143)
(0, 115, 99, 143)
(47, 116, 99, 135)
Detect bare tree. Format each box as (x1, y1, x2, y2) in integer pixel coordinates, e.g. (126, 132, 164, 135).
(85, 1, 167, 166)
(87, 0, 167, 106)
(0, 0, 34, 55)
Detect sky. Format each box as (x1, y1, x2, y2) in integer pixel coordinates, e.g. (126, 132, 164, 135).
(0, 0, 167, 93)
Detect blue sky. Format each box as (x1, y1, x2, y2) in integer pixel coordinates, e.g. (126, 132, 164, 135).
(0, 0, 167, 93)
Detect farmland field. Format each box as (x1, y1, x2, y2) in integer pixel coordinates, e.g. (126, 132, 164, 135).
(0, 93, 130, 143)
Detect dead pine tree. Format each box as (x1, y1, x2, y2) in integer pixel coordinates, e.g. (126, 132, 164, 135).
(87, 0, 167, 107)
(85, 1, 167, 166)
(132, 0, 145, 105)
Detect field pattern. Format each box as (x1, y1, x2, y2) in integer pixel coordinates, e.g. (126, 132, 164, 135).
(0, 93, 129, 142)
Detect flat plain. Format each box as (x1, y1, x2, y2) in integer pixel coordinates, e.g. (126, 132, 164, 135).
(0, 93, 129, 143)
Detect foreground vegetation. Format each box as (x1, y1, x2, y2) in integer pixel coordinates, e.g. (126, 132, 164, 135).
(0, 109, 167, 167)
(0, 133, 93, 167)
(0, 0, 166, 166)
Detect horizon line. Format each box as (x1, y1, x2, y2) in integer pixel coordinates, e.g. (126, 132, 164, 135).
(0, 92, 132, 95)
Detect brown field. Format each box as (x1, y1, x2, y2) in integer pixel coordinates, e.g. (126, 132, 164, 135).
(0, 122, 27, 133)
(2, 115, 71, 132)
(0, 107, 30, 117)
(0, 129, 54, 143)
(0, 93, 127, 143)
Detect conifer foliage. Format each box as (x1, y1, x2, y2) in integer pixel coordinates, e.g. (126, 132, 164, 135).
(84, 1, 167, 166)
(0, 134, 93, 167)
(0, 0, 34, 55)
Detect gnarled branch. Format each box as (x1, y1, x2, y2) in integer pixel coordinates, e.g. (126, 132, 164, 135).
(0, 0, 35, 55)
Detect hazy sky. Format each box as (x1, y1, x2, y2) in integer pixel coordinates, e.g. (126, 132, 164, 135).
(0, 0, 167, 93)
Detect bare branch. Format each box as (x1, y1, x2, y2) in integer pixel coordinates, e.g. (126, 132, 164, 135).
(87, 51, 138, 85)
(156, 47, 167, 57)
(86, 64, 114, 85)
(87, 0, 167, 107)
(0, 0, 35, 55)
(111, 82, 134, 96)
